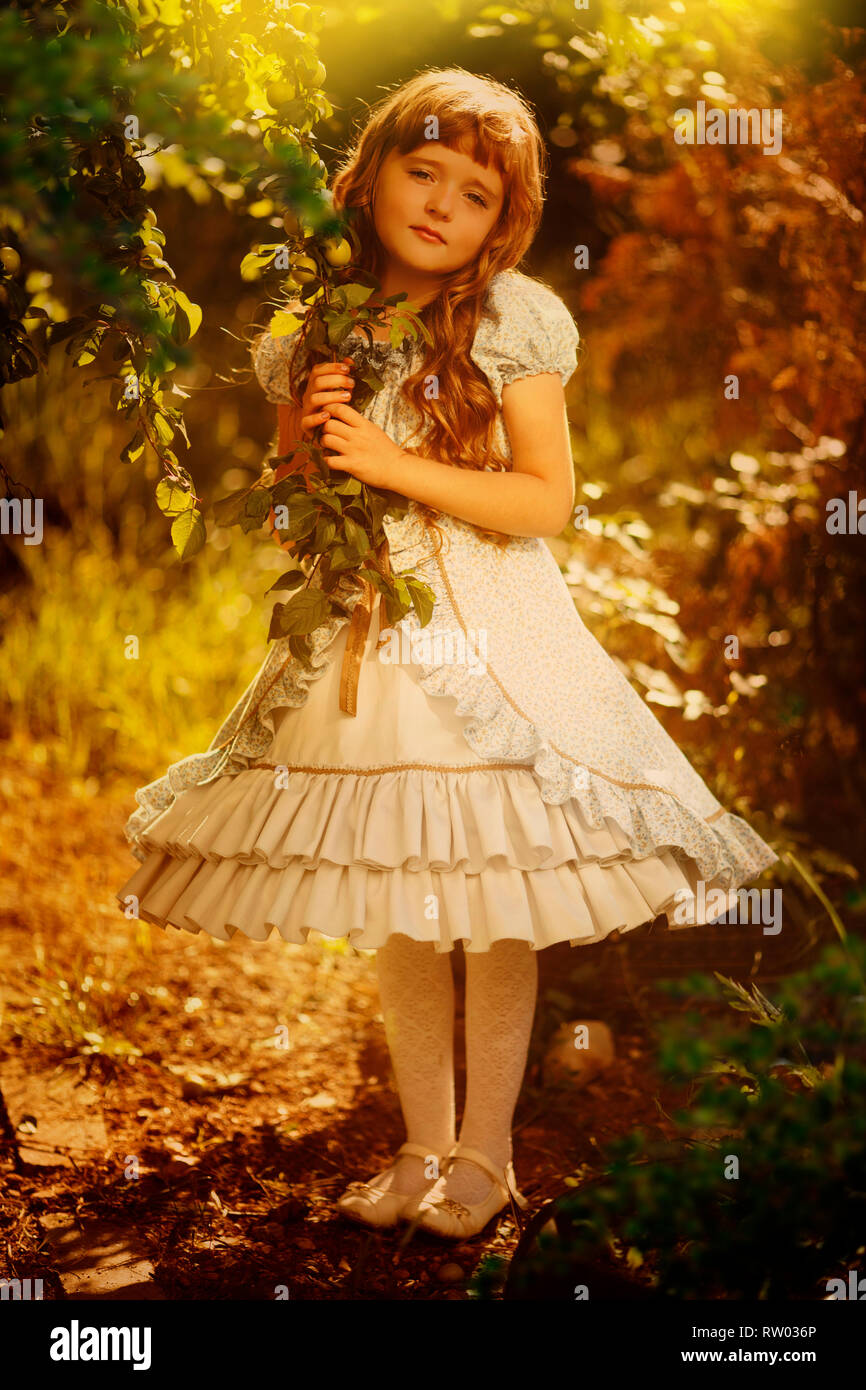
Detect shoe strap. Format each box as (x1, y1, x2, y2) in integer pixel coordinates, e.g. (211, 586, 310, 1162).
(396, 1141, 443, 1163)
(443, 1143, 509, 1198)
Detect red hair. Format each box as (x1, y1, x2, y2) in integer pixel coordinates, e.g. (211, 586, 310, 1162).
(281, 67, 549, 553)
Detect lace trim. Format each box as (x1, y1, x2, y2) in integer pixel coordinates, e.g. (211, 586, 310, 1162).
(249, 759, 533, 774)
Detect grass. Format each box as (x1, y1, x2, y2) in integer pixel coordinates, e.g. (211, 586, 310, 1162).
(0, 353, 290, 784)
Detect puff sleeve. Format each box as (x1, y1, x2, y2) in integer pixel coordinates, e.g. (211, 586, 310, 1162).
(469, 270, 580, 406)
(251, 323, 308, 405)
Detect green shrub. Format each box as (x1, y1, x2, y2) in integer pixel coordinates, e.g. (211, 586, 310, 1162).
(500, 937, 866, 1300)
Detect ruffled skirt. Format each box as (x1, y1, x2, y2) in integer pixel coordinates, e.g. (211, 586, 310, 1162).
(115, 598, 747, 953)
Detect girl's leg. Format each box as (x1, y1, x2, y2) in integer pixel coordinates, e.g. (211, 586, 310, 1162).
(367, 931, 457, 1196)
(443, 937, 538, 1204)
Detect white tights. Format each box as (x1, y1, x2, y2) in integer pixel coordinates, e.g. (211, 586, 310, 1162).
(367, 932, 538, 1205)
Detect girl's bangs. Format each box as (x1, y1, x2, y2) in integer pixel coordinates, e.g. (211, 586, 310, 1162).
(390, 105, 510, 188)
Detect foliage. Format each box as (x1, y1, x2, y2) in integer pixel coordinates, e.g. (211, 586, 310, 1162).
(0, 0, 334, 559)
(214, 236, 437, 662)
(501, 935, 866, 1299)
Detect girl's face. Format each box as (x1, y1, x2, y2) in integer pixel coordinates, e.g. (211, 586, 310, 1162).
(370, 139, 505, 302)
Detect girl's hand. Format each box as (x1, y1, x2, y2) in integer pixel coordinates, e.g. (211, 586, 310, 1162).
(268, 357, 358, 552)
(319, 401, 407, 489)
(300, 356, 356, 440)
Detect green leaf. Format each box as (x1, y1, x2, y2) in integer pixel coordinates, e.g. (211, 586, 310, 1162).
(281, 503, 320, 540)
(120, 429, 145, 464)
(325, 309, 353, 340)
(289, 632, 315, 669)
(171, 508, 206, 560)
(153, 412, 174, 445)
(392, 576, 412, 605)
(382, 589, 411, 627)
(343, 515, 370, 554)
(360, 566, 390, 594)
(212, 486, 253, 527)
(331, 283, 373, 309)
(265, 569, 307, 594)
(47, 316, 89, 346)
(244, 490, 272, 520)
(333, 475, 362, 496)
(174, 289, 202, 340)
(328, 545, 360, 572)
(240, 249, 278, 278)
(270, 309, 304, 337)
(156, 478, 196, 516)
(272, 477, 314, 507)
(405, 576, 436, 628)
(69, 325, 106, 365)
(314, 516, 336, 550)
(367, 490, 388, 532)
(171, 300, 192, 346)
(276, 587, 331, 635)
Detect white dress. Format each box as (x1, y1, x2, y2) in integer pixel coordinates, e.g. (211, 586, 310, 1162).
(115, 270, 779, 952)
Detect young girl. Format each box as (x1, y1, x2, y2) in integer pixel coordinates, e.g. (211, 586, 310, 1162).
(116, 68, 778, 1241)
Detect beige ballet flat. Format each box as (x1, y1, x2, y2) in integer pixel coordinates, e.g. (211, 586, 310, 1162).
(335, 1141, 445, 1230)
(399, 1142, 530, 1240)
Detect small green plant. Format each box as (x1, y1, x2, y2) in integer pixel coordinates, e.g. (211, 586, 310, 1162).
(500, 936, 866, 1300)
(215, 218, 437, 668)
(2, 936, 159, 1067)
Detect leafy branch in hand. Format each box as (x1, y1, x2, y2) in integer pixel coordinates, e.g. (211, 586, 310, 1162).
(215, 222, 437, 667)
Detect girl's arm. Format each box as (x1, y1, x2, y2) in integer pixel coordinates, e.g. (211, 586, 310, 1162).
(395, 374, 576, 539)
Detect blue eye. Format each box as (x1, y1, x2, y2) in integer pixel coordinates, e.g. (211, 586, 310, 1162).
(408, 169, 487, 208)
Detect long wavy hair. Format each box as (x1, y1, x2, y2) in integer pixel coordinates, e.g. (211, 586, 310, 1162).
(279, 67, 552, 552)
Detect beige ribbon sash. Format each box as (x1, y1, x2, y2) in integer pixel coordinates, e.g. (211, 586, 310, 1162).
(338, 536, 392, 717)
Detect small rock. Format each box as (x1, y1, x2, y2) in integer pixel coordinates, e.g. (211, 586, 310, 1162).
(294, 1237, 316, 1251)
(436, 1262, 464, 1284)
(168, 1154, 199, 1173)
(300, 1092, 337, 1110)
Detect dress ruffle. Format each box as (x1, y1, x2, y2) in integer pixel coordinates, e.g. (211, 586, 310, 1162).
(388, 515, 779, 897)
(116, 761, 741, 952)
(117, 505, 778, 951)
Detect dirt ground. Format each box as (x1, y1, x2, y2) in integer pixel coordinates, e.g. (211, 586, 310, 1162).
(0, 750, 691, 1301)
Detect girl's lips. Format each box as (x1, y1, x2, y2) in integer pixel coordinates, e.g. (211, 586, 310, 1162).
(411, 226, 445, 244)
